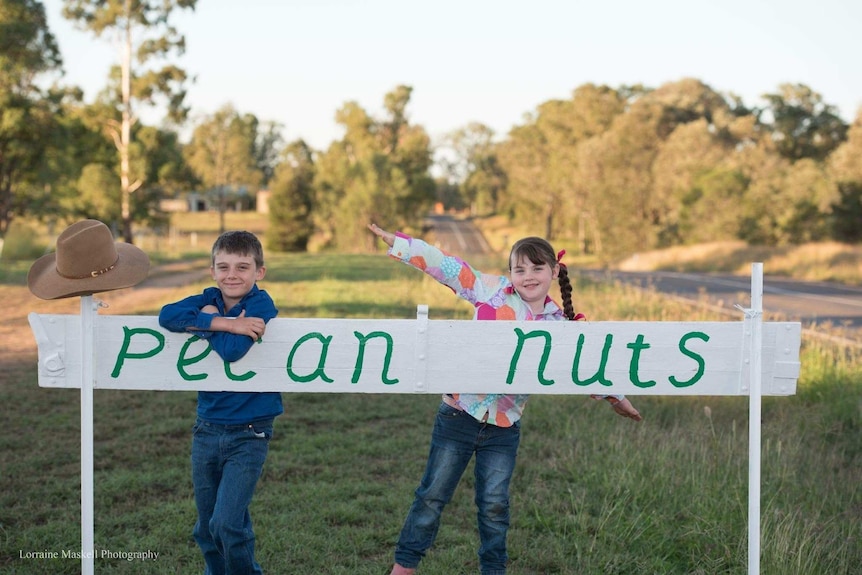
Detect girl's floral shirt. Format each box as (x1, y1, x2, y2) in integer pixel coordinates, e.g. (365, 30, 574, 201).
(389, 232, 576, 427)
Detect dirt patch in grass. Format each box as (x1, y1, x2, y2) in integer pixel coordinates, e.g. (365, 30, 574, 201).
(0, 260, 210, 366)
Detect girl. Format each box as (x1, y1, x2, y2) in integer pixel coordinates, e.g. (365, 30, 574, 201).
(367, 223, 641, 575)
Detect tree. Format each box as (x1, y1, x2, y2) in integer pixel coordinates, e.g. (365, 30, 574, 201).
(253, 121, 285, 189)
(267, 140, 315, 252)
(313, 85, 435, 251)
(184, 104, 263, 233)
(678, 167, 749, 243)
(760, 83, 848, 162)
(651, 119, 734, 246)
(0, 0, 62, 244)
(831, 182, 862, 242)
(774, 159, 835, 244)
(496, 84, 625, 247)
(62, 0, 196, 242)
(438, 123, 505, 215)
(577, 79, 736, 257)
(829, 108, 862, 185)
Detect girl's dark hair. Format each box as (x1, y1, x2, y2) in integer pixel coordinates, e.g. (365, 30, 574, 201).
(212, 231, 265, 268)
(509, 236, 576, 320)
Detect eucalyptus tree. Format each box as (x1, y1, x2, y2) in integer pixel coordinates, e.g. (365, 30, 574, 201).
(774, 159, 835, 243)
(759, 83, 848, 162)
(62, 0, 196, 243)
(183, 104, 263, 233)
(497, 84, 624, 247)
(439, 122, 505, 215)
(829, 109, 862, 185)
(267, 140, 315, 252)
(38, 98, 191, 238)
(651, 117, 737, 245)
(0, 0, 62, 244)
(828, 109, 862, 242)
(254, 120, 285, 189)
(831, 181, 862, 242)
(314, 85, 435, 251)
(576, 79, 734, 258)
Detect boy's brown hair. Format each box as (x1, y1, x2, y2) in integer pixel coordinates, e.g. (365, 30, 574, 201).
(212, 231, 265, 268)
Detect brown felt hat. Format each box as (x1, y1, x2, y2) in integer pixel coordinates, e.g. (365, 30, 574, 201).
(27, 219, 150, 300)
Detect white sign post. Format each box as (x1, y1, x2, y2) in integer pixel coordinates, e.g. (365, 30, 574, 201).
(28, 265, 798, 575)
(747, 263, 764, 575)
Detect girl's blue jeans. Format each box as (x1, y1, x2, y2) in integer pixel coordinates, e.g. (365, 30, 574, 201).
(191, 417, 273, 575)
(394, 403, 520, 575)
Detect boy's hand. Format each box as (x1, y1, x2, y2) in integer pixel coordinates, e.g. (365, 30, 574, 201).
(213, 310, 267, 340)
(368, 223, 395, 247)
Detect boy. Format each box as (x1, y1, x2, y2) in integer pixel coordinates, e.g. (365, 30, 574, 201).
(159, 230, 280, 575)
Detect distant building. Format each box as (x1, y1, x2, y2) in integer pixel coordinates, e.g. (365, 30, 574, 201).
(256, 190, 271, 214)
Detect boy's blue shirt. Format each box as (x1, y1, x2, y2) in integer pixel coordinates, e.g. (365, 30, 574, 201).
(159, 284, 283, 424)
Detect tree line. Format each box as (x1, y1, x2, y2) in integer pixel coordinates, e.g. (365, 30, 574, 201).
(2, 0, 861, 260)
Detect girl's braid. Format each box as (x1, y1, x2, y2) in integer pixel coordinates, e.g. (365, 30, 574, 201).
(557, 264, 575, 321)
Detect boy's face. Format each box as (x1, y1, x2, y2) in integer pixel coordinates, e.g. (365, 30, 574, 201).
(211, 251, 266, 306)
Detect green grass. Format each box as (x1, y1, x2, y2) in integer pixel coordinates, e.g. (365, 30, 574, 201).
(1, 253, 860, 574)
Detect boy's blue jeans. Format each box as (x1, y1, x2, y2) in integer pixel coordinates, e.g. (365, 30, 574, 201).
(394, 403, 520, 575)
(191, 417, 273, 575)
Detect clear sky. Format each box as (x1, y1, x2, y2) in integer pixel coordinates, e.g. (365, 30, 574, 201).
(42, 0, 862, 150)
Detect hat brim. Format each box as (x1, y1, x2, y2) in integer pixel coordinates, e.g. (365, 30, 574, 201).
(28, 243, 151, 300)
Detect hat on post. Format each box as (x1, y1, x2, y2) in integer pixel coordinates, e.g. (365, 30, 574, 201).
(28, 219, 150, 300)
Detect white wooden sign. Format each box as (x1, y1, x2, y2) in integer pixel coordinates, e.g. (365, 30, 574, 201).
(28, 308, 800, 396)
(26, 264, 800, 575)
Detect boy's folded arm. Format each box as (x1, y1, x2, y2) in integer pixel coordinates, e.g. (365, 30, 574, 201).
(208, 332, 255, 363)
(208, 310, 277, 362)
(159, 298, 216, 334)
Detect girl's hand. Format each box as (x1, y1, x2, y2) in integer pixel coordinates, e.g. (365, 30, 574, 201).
(368, 223, 395, 247)
(610, 398, 642, 421)
(592, 395, 643, 421)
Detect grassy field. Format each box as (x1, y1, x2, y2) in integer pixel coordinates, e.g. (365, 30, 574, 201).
(5, 211, 862, 285)
(0, 244, 859, 574)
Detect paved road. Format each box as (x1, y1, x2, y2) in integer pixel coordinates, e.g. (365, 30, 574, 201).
(425, 214, 493, 254)
(423, 216, 862, 341)
(577, 269, 862, 339)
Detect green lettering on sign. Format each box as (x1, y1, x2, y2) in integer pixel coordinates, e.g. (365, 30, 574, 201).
(287, 332, 334, 383)
(111, 327, 165, 378)
(177, 335, 211, 381)
(352, 331, 399, 385)
(572, 333, 613, 387)
(669, 331, 709, 388)
(627, 334, 656, 388)
(507, 328, 554, 385)
(224, 360, 255, 382)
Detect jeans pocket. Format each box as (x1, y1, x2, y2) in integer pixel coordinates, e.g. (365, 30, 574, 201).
(437, 404, 463, 419)
(249, 422, 273, 441)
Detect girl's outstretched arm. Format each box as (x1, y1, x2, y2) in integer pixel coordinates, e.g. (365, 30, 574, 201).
(368, 223, 395, 247)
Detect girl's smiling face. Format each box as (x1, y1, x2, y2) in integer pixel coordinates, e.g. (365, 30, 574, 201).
(211, 251, 266, 309)
(509, 254, 558, 314)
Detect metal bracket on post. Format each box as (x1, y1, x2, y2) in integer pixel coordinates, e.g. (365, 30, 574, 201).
(414, 305, 429, 393)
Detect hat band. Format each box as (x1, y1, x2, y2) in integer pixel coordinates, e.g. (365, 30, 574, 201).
(56, 256, 120, 280)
